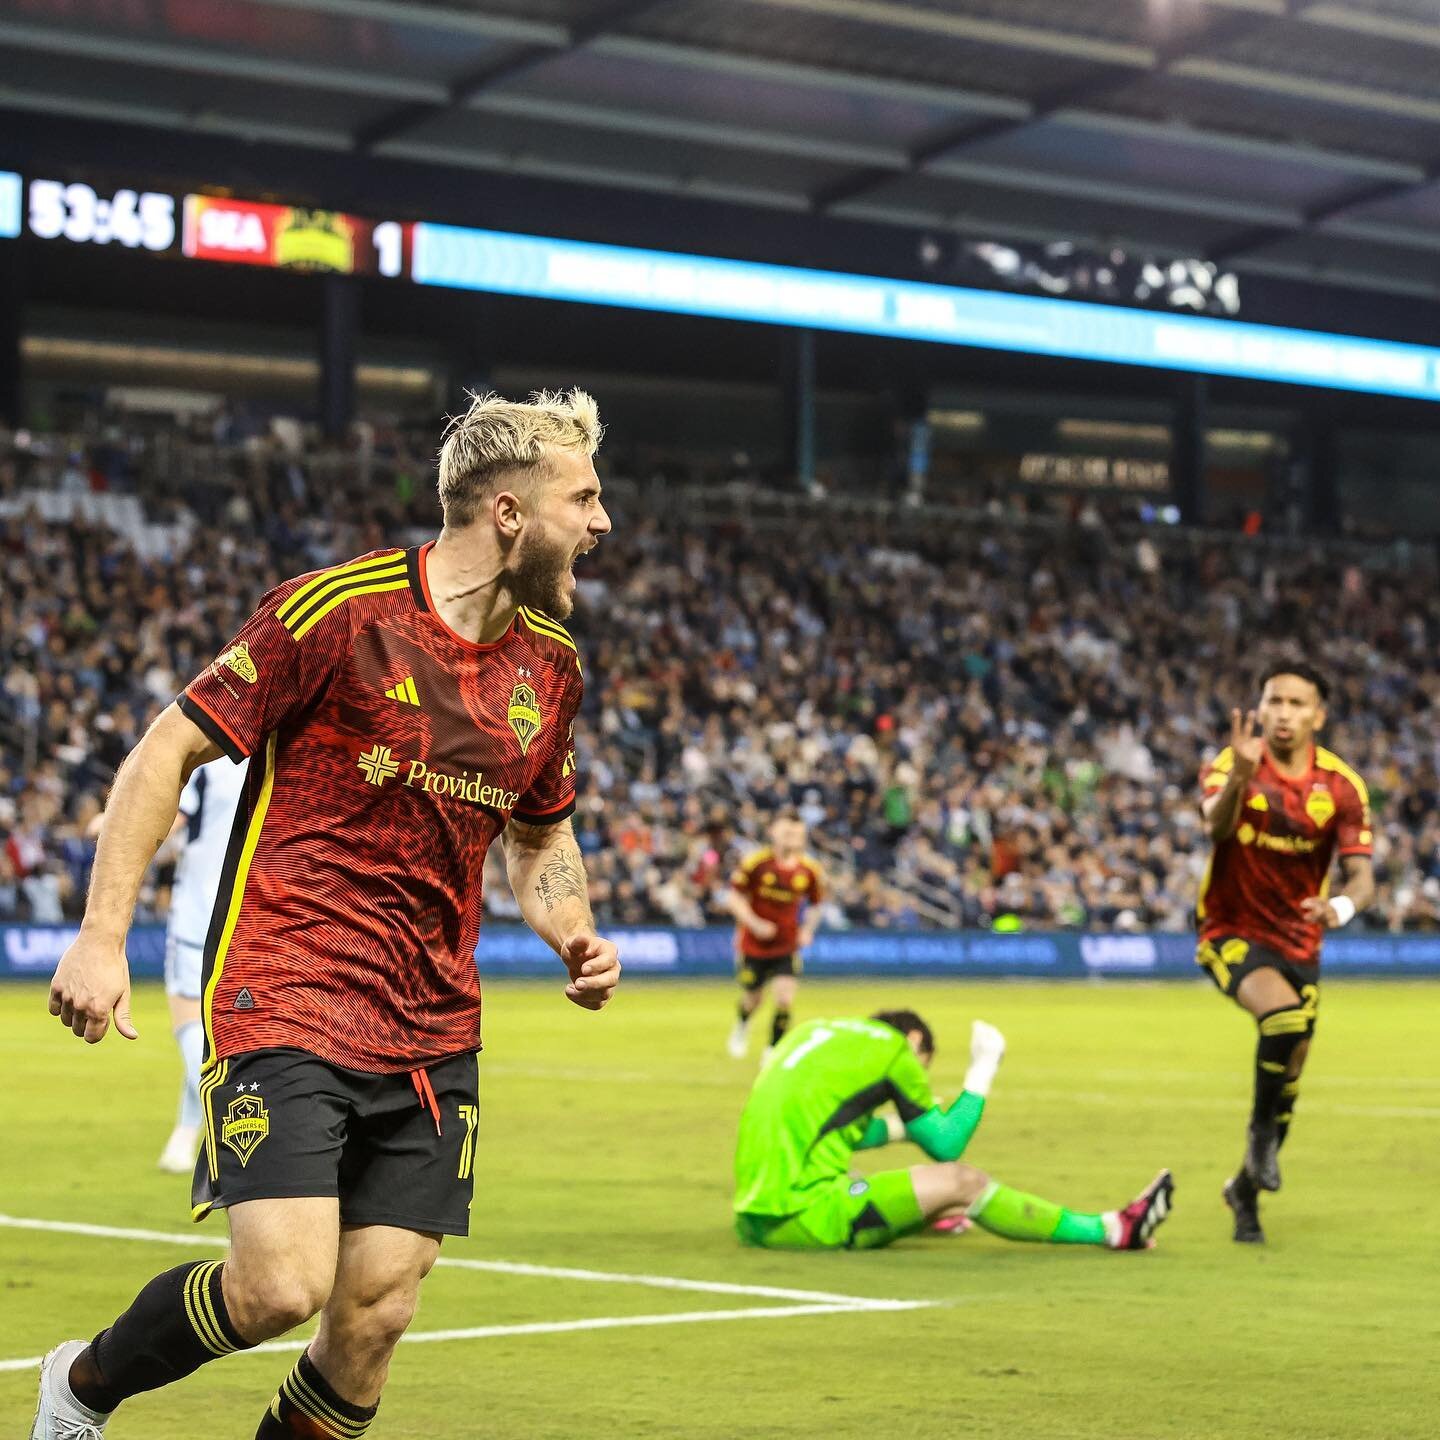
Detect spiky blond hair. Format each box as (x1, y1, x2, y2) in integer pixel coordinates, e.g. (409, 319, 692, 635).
(437, 388, 603, 527)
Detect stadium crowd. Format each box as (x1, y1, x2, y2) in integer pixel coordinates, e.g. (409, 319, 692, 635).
(2, 420, 1437, 935)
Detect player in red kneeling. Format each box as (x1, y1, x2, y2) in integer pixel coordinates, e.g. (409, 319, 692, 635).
(1196, 662, 1374, 1244)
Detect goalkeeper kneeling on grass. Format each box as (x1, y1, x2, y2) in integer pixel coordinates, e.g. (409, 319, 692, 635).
(733, 1010, 1173, 1252)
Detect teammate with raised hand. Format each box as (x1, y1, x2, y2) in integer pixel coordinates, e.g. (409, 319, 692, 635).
(1197, 662, 1375, 1243)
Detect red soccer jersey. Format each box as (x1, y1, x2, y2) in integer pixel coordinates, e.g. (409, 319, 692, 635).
(178, 544, 583, 1072)
(1197, 742, 1372, 964)
(730, 847, 825, 960)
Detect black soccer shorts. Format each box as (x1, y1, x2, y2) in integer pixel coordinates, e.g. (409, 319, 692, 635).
(1197, 934, 1320, 1010)
(736, 953, 802, 992)
(192, 1047, 480, 1236)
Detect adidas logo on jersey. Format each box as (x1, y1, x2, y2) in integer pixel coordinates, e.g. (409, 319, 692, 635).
(233, 987, 256, 1011)
(385, 675, 420, 706)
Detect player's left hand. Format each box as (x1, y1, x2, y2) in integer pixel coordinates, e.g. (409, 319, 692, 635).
(560, 932, 621, 1011)
(1300, 897, 1340, 927)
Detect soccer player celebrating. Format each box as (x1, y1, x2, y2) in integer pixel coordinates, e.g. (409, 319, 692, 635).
(36, 391, 621, 1439)
(1197, 662, 1375, 1244)
(734, 1010, 1173, 1252)
(726, 812, 826, 1061)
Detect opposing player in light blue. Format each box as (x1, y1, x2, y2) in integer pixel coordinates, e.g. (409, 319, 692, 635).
(156, 757, 247, 1172)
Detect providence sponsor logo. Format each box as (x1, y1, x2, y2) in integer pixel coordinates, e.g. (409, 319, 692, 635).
(356, 742, 520, 810)
(402, 759, 520, 811)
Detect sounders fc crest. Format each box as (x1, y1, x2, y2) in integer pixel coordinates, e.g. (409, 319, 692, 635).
(507, 679, 543, 756)
(220, 1094, 270, 1167)
(1305, 789, 1337, 828)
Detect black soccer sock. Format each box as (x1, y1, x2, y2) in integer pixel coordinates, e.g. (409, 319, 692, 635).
(1229, 1167, 1258, 1206)
(770, 1008, 792, 1047)
(255, 1350, 379, 1438)
(1276, 1079, 1301, 1148)
(737, 998, 752, 1024)
(1251, 1006, 1309, 1128)
(70, 1260, 251, 1412)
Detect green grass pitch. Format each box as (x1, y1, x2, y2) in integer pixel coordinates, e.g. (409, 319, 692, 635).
(3, 976, 1436, 1439)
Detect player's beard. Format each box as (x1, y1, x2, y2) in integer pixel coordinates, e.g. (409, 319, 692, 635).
(509, 526, 576, 619)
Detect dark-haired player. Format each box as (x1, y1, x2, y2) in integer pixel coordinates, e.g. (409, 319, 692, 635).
(725, 813, 825, 1062)
(733, 1010, 1173, 1252)
(1197, 662, 1374, 1244)
(36, 391, 621, 1439)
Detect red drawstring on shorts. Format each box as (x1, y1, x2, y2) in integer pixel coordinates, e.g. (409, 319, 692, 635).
(411, 1067, 442, 1136)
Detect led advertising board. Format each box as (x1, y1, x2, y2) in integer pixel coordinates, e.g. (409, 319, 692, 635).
(0, 171, 20, 240)
(411, 224, 1440, 403)
(11, 168, 1440, 402)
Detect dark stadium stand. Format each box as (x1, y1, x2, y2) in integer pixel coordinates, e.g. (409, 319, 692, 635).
(3, 422, 1435, 935)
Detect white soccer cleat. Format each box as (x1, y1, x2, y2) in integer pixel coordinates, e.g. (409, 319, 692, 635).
(726, 1020, 749, 1059)
(30, 1341, 111, 1439)
(157, 1124, 200, 1174)
(760, 1045, 775, 1066)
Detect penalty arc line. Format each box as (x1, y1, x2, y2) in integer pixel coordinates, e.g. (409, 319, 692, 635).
(0, 1301, 937, 1375)
(0, 1214, 927, 1310)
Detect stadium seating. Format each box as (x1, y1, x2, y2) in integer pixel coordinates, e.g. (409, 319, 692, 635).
(2, 422, 1436, 934)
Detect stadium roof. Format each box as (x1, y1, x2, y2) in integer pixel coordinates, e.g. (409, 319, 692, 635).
(5, 0, 1440, 302)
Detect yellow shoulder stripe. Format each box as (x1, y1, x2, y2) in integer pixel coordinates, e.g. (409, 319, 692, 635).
(287, 573, 410, 641)
(275, 551, 405, 625)
(1208, 747, 1235, 773)
(519, 606, 577, 653)
(739, 847, 772, 874)
(1315, 747, 1370, 806)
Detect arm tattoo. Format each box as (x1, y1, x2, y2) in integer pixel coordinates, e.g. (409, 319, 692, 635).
(535, 845, 588, 913)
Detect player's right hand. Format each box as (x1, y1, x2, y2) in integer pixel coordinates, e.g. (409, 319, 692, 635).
(48, 933, 138, 1044)
(1230, 707, 1264, 779)
(748, 917, 778, 941)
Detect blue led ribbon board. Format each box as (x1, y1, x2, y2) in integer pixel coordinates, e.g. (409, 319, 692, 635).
(0, 172, 21, 240)
(413, 222, 1440, 402)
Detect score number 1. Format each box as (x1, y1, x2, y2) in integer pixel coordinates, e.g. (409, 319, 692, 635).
(374, 220, 404, 279)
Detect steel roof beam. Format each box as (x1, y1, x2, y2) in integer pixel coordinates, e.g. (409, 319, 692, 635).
(248, 0, 565, 45)
(738, 0, 1154, 67)
(0, 18, 448, 102)
(922, 157, 1303, 228)
(353, 1, 666, 153)
(467, 93, 910, 170)
(808, 4, 1281, 215)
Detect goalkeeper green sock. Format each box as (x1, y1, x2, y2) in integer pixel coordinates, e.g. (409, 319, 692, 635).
(967, 1181, 1107, 1246)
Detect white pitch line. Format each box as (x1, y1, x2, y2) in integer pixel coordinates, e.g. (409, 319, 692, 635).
(0, 1300, 937, 1375)
(0, 1215, 914, 1310)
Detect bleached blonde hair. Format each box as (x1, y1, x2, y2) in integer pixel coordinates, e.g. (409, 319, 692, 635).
(436, 388, 603, 527)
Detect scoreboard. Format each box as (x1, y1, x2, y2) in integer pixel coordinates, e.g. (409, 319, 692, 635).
(182, 195, 412, 278)
(5, 166, 1440, 403)
(11, 173, 415, 280)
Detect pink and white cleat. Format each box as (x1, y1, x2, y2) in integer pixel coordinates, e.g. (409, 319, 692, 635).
(1106, 1169, 1175, 1251)
(930, 1214, 973, 1236)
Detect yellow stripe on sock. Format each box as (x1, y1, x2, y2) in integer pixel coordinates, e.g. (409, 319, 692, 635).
(284, 1368, 370, 1438)
(184, 1262, 230, 1357)
(195, 1260, 237, 1355)
(1260, 1012, 1311, 1036)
